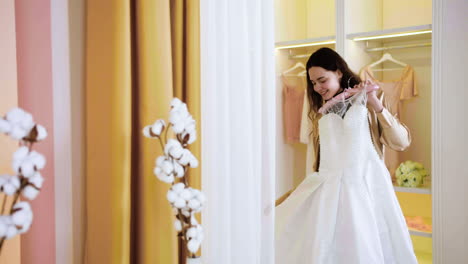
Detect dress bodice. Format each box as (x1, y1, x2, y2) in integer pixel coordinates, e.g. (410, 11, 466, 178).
(318, 91, 372, 171)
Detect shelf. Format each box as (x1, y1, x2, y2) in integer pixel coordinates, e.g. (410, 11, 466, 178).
(394, 184, 431, 194)
(347, 24, 432, 42)
(406, 216, 432, 238)
(409, 229, 432, 238)
(275, 36, 335, 50)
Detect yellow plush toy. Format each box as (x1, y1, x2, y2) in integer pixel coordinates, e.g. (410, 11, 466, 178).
(395, 160, 429, 188)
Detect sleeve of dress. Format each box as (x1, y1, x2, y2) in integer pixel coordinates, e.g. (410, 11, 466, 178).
(376, 107, 412, 151)
(299, 91, 311, 144)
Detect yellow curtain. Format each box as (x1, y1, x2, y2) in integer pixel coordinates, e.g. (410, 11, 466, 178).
(85, 0, 200, 263)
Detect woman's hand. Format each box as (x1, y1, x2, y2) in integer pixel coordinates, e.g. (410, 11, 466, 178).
(353, 80, 384, 113)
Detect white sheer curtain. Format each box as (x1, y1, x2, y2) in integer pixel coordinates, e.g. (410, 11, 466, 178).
(200, 0, 276, 263)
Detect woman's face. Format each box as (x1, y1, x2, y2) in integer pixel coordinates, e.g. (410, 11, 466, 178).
(308, 66, 343, 101)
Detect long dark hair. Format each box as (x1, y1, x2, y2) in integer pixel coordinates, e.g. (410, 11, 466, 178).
(305, 47, 361, 139)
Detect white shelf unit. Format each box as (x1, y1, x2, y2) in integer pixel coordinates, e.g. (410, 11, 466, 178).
(347, 24, 432, 41)
(410, 229, 432, 238)
(394, 185, 431, 194)
(275, 35, 336, 49)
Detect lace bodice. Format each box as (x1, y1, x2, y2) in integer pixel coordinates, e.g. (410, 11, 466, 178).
(318, 90, 374, 171)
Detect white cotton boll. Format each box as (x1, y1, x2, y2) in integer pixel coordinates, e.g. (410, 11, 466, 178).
(182, 209, 191, 217)
(171, 120, 185, 134)
(6, 108, 26, 124)
(0, 119, 11, 134)
(19, 112, 33, 128)
(170, 147, 183, 160)
(188, 156, 199, 168)
(9, 126, 27, 140)
(155, 156, 165, 167)
(170, 107, 190, 134)
(3, 177, 20, 195)
(142, 125, 153, 138)
(188, 199, 201, 210)
(22, 186, 40, 200)
(190, 216, 198, 225)
(178, 149, 192, 166)
(0, 219, 7, 237)
(150, 120, 165, 136)
(153, 166, 162, 177)
(161, 160, 174, 175)
(165, 139, 183, 159)
(173, 162, 184, 178)
(20, 161, 35, 178)
(158, 173, 175, 184)
(187, 239, 201, 253)
(180, 189, 193, 201)
(13, 202, 33, 233)
(29, 151, 46, 170)
(174, 219, 182, 232)
(35, 125, 47, 141)
(12, 209, 28, 226)
(5, 225, 17, 239)
(13, 146, 29, 161)
(185, 121, 196, 133)
(186, 131, 197, 145)
(170, 98, 182, 110)
(12, 150, 27, 174)
(172, 182, 185, 193)
(28, 172, 44, 188)
(0, 175, 8, 183)
(166, 190, 177, 203)
(174, 197, 186, 208)
(178, 104, 189, 116)
(186, 227, 197, 239)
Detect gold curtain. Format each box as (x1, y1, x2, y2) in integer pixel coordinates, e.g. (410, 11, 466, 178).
(85, 0, 200, 263)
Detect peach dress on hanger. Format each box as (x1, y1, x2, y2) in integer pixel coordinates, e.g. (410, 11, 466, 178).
(360, 65, 418, 182)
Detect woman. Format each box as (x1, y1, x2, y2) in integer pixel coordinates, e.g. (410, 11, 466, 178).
(275, 47, 418, 263)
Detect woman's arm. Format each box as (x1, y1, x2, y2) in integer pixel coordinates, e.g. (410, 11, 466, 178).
(367, 89, 412, 151)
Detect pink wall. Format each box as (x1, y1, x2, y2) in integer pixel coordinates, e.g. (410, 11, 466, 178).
(15, 1, 56, 263)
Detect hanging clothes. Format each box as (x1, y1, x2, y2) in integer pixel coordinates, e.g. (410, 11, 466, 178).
(359, 64, 418, 182)
(282, 74, 306, 143)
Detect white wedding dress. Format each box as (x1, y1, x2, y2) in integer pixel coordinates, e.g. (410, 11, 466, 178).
(275, 89, 418, 264)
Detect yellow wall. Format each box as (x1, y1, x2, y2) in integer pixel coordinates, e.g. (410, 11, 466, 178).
(383, 0, 432, 29)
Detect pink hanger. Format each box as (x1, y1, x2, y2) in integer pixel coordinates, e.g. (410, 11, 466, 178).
(318, 80, 379, 114)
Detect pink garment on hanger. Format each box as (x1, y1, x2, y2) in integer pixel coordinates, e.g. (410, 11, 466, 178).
(282, 75, 306, 143)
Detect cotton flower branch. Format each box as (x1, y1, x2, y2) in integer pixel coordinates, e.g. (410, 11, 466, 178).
(143, 98, 204, 258)
(0, 108, 47, 254)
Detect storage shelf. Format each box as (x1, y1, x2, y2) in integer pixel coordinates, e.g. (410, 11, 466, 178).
(275, 35, 335, 49)
(410, 229, 432, 238)
(394, 184, 431, 194)
(347, 24, 432, 42)
(406, 216, 432, 238)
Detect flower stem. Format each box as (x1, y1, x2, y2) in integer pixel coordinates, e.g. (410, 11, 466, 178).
(158, 137, 165, 152)
(1, 194, 7, 215)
